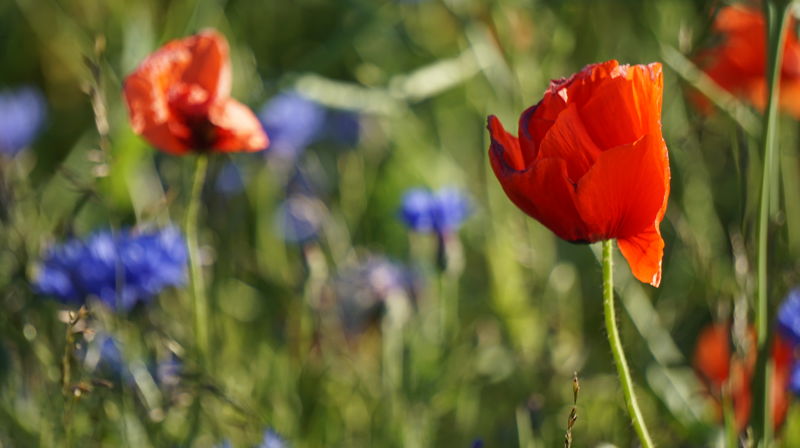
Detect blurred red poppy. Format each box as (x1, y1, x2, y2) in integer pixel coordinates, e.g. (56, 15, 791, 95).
(695, 5, 800, 117)
(487, 60, 670, 287)
(693, 323, 793, 432)
(123, 30, 268, 155)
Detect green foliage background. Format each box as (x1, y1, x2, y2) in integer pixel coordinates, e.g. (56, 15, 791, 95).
(1, 0, 799, 446)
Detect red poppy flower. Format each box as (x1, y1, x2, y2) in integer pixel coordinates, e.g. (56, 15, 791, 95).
(695, 5, 800, 117)
(123, 30, 268, 155)
(693, 323, 793, 432)
(487, 60, 670, 286)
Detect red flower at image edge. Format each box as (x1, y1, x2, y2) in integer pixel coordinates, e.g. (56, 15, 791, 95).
(123, 29, 268, 155)
(487, 60, 670, 286)
(693, 324, 793, 432)
(695, 5, 800, 117)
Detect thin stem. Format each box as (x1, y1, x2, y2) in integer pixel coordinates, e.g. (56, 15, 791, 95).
(753, 2, 791, 444)
(187, 155, 209, 368)
(602, 240, 654, 448)
(722, 389, 739, 448)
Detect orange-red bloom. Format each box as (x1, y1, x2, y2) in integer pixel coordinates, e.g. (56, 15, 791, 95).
(487, 60, 670, 286)
(123, 30, 268, 155)
(693, 324, 793, 432)
(696, 5, 800, 117)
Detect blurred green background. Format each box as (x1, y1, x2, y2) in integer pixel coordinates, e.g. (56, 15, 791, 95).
(2, 0, 800, 446)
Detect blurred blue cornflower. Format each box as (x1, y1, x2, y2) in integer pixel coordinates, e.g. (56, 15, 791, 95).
(155, 353, 182, 387)
(216, 161, 246, 195)
(82, 332, 126, 378)
(274, 195, 327, 244)
(334, 256, 419, 332)
(259, 92, 326, 159)
(258, 429, 288, 448)
(400, 187, 471, 235)
(0, 86, 46, 156)
(323, 110, 361, 148)
(778, 288, 800, 346)
(777, 289, 800, 397)
(791, 362, 800, 396)
(274, 167, 328, 244)
(34, 227, 188, 310)
(471, 440, 485, 448)
(259, 91, 361, 159)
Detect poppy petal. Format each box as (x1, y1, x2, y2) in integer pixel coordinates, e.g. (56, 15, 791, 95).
(488, 115, 526, 171)
(771, 335, 793, 428)
(693, 324, 731, 389)
(617, 224, 664, 286)
(493, 158, 589, 242)
(123, 75, 190, 155)
(536, 103, 602, 182)
(779, 79, 800, 117)
(180, 30, 232, 105)
(489, 115, 589, 241)
(559, 60, 621, 105)
(575, 133, 669, 242)
(519, 60, 621, 154)
(579, 63, 663, 151)
(209, 99, 269, 152)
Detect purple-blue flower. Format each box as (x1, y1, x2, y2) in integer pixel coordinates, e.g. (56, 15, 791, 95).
(34, 227, 188, 310)
(259, 92, 325, 159)
(82, 333, 125, 377)
(400, 187, 471, 234)
(324, 110, 361, 147)
(790, 361, 800, 396)
(155, 354, 182, 387)
(216, 161, 246, 195)
(0, 86, 46, 155)
(334, 256, 419, 332)
(259, 91, 362, 160)
(258, 429, 288, 448)
(274, 195, 326, 244)
(778, 288, 800, 346)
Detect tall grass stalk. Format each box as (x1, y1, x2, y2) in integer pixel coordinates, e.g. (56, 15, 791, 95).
(753, 2, 792, 445)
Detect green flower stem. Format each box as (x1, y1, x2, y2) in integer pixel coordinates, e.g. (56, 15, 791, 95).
(187, 154, 210, 368)
(602, 240, 654, 448)
(754, 2, 791, 445)
(722, 390, 738, 448)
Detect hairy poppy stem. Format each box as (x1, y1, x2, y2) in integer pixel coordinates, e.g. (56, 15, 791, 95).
(753, 2, 791, 445)
(187, 155, 209, 368)
(602, 240, 654, 448)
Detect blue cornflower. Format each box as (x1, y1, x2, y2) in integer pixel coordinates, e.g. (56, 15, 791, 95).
(82, 332, 126, 377)
(399, 187, 471, 234)
(324, 110, 361, 148)
(34, 227, 188, 310)
(778, 289, 800, 346)
(0, 86, 46, 155)
(790, 361, 800, 396)
(259, 92, 325, 159)
(335, 256, 418, 332)
(471, 440, 485, 448)
(337, 256, 415, 302)
(274, 195, 327, 244)
(155, 354, 182, 387)
(216, 161, 246, 195)
(259, 91, 362, 160)
(258, 429, 288, 448)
